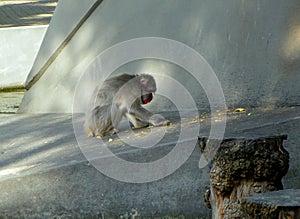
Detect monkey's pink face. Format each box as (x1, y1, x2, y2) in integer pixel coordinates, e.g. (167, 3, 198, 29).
(140, 77, 156, 91)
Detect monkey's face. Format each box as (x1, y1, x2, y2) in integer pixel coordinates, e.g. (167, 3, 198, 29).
(139, 75, 157, 105)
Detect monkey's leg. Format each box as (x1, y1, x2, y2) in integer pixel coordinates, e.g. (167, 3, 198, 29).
(95, 127, 118, 138)
(95, 134, 104, 139)
(84, 111, 97, 137)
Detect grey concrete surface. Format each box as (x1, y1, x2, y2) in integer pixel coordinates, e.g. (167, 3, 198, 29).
(19, 0, 300, 113)
(0, 26, 47, 87)
(0, 0, 58, 88)
(0, 106, 299, 217)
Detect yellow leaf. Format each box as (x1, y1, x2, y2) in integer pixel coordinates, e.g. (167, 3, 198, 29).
(234, 108, 246, 112)
(113, 139, 121, 143)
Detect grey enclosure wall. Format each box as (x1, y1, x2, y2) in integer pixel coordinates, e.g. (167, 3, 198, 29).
(0, 26, 47, 87)
(19, 0, 300, 113)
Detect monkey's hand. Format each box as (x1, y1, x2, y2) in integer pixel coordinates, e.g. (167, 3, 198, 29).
(155, 119, 170, 126)
(149, 114, 170, 126)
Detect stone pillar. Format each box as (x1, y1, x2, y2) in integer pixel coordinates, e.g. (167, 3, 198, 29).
(199, 135, 289, 219)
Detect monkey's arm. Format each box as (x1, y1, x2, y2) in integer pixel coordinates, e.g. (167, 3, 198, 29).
(125, 113, 149, 128)
(129, 106, 169, 126)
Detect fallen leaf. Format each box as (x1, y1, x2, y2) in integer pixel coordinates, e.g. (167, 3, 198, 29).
(234, 108, 246, 112)
(113, 139, 121, 143)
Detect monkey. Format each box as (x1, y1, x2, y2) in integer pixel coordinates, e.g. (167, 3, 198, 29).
(84, 73, 170, 138)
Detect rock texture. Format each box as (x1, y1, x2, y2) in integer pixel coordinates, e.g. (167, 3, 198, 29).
(199, 135, 289, 219)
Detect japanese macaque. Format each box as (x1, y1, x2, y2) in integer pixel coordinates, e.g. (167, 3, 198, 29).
(84, 73, 170, 138)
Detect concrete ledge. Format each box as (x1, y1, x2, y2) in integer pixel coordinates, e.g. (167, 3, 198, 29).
(242, 189, 300, 219)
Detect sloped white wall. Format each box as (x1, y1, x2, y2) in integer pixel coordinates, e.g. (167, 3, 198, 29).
(19, 0, 300, 113)
(0, 26, 47, 87)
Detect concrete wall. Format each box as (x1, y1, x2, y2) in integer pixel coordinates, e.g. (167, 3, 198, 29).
(0, 26, 47, 87)
(19, 0, 300, 113)
(24, 0, 97, 86)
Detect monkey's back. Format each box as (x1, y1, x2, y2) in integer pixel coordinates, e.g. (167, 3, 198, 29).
(85, 74, 136, 137)
(89, 74, 135, 107)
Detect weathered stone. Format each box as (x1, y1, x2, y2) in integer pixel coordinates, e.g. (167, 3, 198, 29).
(242, 189, 300, 219)
(199, 135, 289, 219)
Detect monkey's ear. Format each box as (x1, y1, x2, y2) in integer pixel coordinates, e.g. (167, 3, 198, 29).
(140, 77, 149, 85)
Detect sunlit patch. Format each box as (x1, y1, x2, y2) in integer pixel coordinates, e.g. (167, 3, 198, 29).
(0, 1, 57, 6)
(0, 1, 31, 5)
(21, 13, 53, 20)
(282, 26, 300, 62)
(278, 7, 300, 66)
(0, 165, 36, 177)
(36, 2, 57, 7)
(0, 24, 13, 27)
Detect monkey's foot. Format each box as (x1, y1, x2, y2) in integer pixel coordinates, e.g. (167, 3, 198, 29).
(107, 128, 119, 136)
(112, 128, 119, 134)
(96, 135, 104, 139)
